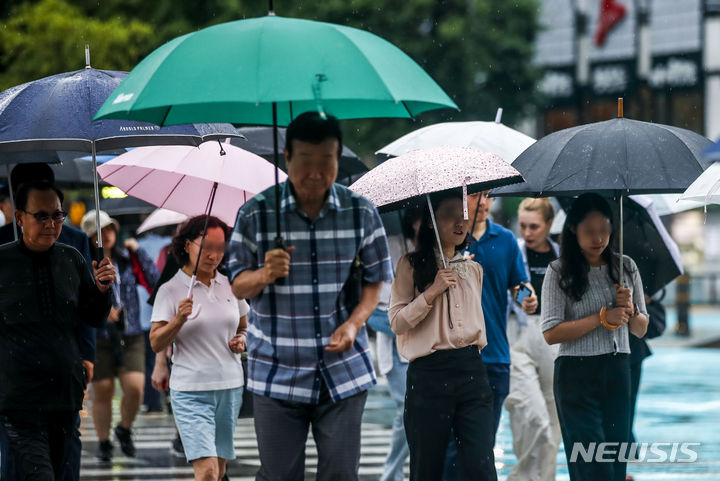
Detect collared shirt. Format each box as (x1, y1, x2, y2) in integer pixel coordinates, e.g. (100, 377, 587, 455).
(226, 181, 393, 404)
(389, 252, 487, 362)
(151, 270, 249, 392)
(467, 220, 528, 364)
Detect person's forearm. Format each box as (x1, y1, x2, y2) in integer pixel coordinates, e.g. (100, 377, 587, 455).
(346, 282, 383, 330)
(232, 268, 270, 299)
(150, 318, 185, 353)
(629, 313, 648, 338)
(544, 314, 601, 344)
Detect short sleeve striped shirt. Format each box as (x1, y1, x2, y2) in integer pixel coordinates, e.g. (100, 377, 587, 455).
(226, 181, 393, 404)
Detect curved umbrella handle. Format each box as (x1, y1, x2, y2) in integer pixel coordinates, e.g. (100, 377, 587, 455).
(185, 276, 202, 320)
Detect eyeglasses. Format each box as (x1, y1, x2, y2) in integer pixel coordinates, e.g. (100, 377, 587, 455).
(190, 240, 226, 255)
(22, 210, 67, 224)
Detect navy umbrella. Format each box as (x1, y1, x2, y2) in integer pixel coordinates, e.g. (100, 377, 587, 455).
(492, 100, 711, 282)
(0, 48, 240, 254)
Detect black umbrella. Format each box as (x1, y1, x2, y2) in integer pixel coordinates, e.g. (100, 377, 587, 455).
(232, 126, 368, 184)
(556, 196, 683, 296)
(492, 99, 711, 282)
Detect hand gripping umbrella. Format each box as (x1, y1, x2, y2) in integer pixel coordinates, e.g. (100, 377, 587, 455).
(0, 46, 240, 256)
(93, 13, 458, 255)
(492, 99, 712, 284)
(99, 140, 286, 318)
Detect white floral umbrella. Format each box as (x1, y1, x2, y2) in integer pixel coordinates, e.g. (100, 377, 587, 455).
(350, 146, 522, 266)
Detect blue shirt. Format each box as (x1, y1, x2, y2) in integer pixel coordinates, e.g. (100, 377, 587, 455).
(226, 181, 393, 404)
(467, 220, 528, 364)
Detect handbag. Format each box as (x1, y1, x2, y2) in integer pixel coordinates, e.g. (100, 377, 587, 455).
(238, 353, 253, 418)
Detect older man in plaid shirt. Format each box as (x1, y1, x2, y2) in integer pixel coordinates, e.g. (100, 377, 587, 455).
(227, 112, 393, 481)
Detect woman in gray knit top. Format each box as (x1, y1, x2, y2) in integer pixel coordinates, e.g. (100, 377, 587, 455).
(541, 194, 648, 481)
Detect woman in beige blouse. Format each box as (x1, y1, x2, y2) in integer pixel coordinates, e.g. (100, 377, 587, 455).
(389, 192, 497, 481)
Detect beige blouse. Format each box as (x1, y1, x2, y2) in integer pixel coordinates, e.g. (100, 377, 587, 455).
(389, 252, 487, 362)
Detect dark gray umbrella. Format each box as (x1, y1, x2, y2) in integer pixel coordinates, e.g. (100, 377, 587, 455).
(232, 127, 367, 184)
(492, 117, 712, 197)
(492, 103, 711, 282)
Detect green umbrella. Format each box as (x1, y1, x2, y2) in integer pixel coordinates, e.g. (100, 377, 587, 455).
(94, 14, 457, 250)
(93, 15, 457, 125)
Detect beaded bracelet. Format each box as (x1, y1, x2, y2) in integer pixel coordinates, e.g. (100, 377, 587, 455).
(599, 306, 620, 330)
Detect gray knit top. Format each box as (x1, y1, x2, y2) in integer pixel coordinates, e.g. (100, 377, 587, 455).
(541, 256, 647, 356)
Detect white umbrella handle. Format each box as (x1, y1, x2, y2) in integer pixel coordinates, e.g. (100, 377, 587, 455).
(186, 277, 202, 320)
(426, 195, 447, 268)
(619, 195, 624, 287)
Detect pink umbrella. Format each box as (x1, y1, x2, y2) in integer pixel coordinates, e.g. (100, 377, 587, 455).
(98, 141, 285, 226)
(350, 146, 522, 267)
(99, 141, 286, 318)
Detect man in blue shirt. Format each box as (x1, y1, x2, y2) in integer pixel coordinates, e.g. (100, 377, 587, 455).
(466, 190, 537, 435)
(227, 112, 393, 481)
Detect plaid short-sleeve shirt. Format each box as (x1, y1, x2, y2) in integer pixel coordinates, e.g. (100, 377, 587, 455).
(226, 181, 393, 404)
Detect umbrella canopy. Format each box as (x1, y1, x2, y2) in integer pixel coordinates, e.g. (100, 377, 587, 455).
(232, 126, 367, 181)
(492, 117, 712, 197)
(643, 193, 701, 216)
(136, 208, 189, 235)
(349, 146, 523, 213)
(0, 68, 240, 161)
(680, 162, 720, 206)
(705, 137, 720, 161)
(377, 116, 535, 164)
(97, 141, 286, 226)
(93, 16, 457, 126)
(557, 195, 683, 296)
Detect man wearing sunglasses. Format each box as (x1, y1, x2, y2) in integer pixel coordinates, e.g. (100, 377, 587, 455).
(0, 172, 112, 480)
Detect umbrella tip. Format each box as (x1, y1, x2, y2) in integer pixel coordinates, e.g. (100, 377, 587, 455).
(494, 108, 503, 124)
(85, 44, 91, 69)
(618, 97, 623, 118)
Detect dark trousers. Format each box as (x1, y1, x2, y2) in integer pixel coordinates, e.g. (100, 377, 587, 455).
(406, 346, 497, 481)
(554, 354, 631, 481)
(442, 361, 509, 480)
(628, 359, 643, 444)
(252, 383, 368, 481)
(0, 410, 76, 481)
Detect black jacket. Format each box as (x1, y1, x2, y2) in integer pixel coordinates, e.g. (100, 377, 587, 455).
(0, 240, 110, 412)
(0, 222, 96, 363)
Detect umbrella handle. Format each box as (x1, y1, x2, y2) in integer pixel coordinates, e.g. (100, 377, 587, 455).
(186, 278, 202, 320)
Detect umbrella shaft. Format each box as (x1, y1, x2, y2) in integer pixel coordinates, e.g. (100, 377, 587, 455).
(92, 144, 103, 260)
(619, 195, 624, 287)
(193, 182, 219, 276)
(426, 195, 447, 269)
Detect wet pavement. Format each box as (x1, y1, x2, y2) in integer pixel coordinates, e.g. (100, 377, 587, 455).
(79, 338, 720, 480)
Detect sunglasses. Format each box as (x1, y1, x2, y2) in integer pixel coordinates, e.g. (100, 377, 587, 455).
(22, 209, 68, 224)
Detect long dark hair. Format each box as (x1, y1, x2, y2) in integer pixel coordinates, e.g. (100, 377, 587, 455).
(408, 192, 466, 292)
(558, 193, 621, 302)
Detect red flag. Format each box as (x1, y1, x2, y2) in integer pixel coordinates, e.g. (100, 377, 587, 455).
(595, 0, 627, 46)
